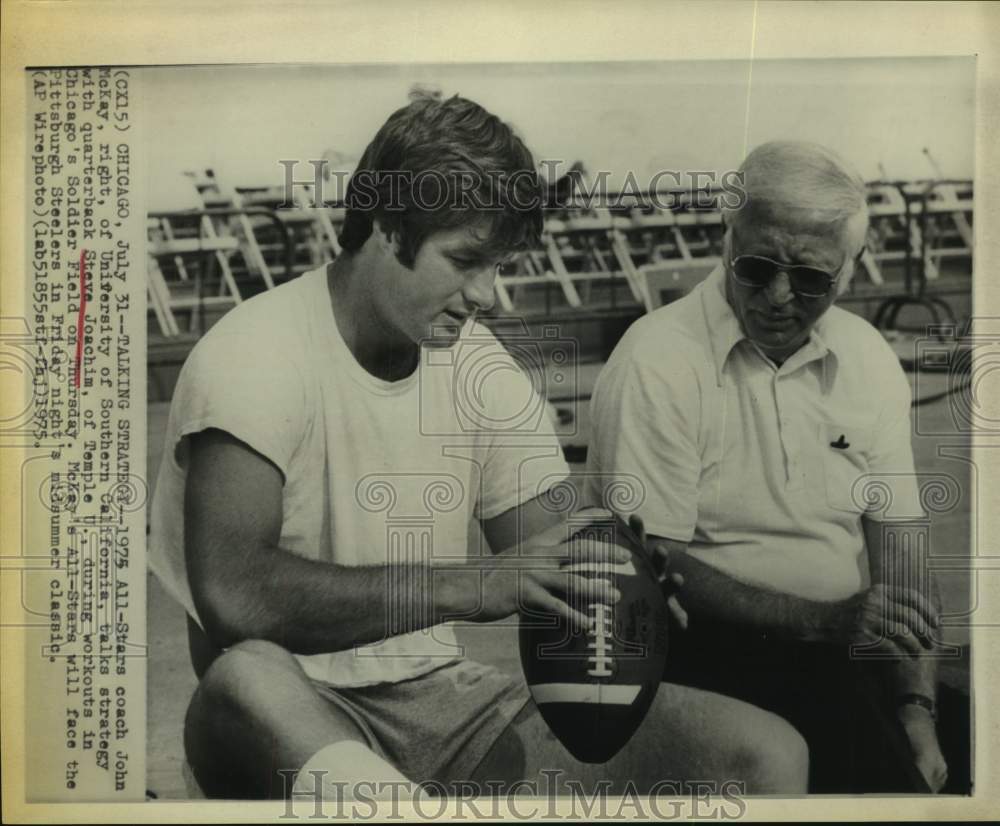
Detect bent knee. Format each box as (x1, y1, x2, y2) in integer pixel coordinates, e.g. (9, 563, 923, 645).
(206, 638, 298, 684)
(227, 638, 298, 664)
(192, 638, 303, 716)
(184, 639, 309, 788)
(736, 714, 808, 794)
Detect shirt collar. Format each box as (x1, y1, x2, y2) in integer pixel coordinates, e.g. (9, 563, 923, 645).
(699, 264, 840, 387)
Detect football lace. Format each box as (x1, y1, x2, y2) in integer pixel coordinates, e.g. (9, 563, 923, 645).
(586, 601, 615, 677)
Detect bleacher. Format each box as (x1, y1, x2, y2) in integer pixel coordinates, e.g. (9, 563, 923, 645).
(146, 169, 974, 402)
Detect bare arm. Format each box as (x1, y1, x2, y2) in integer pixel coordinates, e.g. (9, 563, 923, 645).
(650, 534, 842, 641)
(650, 531, 939, 656)
(185, 428, 465, 652)
(480, 484, 565, 555)
(863, 517, 940, 697)
(185, 430, 620, 652)
(863, 516, 948, 792)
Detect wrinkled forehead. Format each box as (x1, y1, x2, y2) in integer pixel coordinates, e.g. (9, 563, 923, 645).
(736, 197, 857, 235)
(731, 201, 859, 268)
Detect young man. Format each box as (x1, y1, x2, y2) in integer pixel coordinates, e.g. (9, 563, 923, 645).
(587, 141, 948, 792)
(148, 92, 808, 800)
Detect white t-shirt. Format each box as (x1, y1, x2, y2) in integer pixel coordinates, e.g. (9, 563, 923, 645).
(149, 266, 569, 687)
(586, 266, 924, 602)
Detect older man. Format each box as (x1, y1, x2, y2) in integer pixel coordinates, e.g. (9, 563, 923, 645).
(587, 141, 947, 793)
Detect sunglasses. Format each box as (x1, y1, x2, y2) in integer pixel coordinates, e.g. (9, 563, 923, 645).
(729, 254, 848, 299)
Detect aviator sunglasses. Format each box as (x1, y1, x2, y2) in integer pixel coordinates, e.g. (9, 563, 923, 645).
(728, 250, 863, 299)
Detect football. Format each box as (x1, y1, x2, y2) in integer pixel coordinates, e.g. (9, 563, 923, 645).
(519, 508, 669, 763)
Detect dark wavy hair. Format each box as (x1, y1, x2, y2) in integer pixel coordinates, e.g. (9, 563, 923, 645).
(338, 90, 543, 267)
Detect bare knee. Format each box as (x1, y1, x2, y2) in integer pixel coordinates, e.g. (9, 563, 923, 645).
(212, 638, 299, 676)
(194, 639, 299, 703)
(186, 638, 306, 736)
(184, 639, 308, 797)
(735, 715, 809, 794)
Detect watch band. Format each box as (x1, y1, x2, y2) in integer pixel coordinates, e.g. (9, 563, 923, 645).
(896, 693, 937, 719)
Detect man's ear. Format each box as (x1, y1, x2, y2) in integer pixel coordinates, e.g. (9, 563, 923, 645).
(720, 223, 732, 259)
(372, 219, 400, 257)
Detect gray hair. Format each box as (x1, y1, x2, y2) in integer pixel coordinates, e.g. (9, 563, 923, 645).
(723, 140, 869, 254)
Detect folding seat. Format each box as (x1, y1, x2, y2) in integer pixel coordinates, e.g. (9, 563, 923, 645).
(185, 169, 278, 291)
(544, 211, 652, 312)
(918, 180, 973, 276)
(232, 182, 330, 282)
(614, 192, 720, 311)
(866, 183, 939, 282)
(146, 174, 243, 338)
(491, 243, 583, 315)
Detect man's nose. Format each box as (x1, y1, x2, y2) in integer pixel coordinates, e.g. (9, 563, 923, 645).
(464, 266, 497, 312)
(764, 270, 795, 306)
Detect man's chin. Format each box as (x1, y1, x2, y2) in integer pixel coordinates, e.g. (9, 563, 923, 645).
(748, 324, 806, 355)
(747, 324, 808, 352)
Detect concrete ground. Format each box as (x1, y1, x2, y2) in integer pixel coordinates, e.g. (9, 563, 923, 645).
(145, 368, 973, 799)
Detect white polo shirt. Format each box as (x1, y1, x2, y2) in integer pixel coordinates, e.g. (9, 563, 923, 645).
(586, 266, 924, 602)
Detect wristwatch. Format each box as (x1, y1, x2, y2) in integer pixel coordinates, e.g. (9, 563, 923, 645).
(896, 693, 937, 720)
